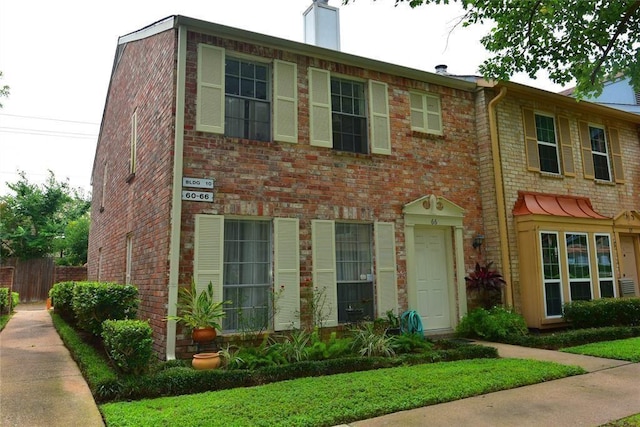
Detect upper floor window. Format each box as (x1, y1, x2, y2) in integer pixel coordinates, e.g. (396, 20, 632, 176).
(308, 67, 390, 155)
(331, 78, 368, 154)
(196, 44, 298, 144)
(410, 92, 442, 135)
(534, 113, 560, 174)
(225, 58, 270, 142)
(578, 121, 625, 183)
(522, 108, 574, 177)
(587, 125, 611, 181)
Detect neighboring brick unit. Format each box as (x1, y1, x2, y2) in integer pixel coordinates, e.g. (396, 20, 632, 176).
(53, 266, 87, 284)
(478, 83, 640, 328)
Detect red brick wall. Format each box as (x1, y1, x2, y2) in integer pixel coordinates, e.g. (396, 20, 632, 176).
(88, 29, 177, 356)
(174, 32, 485, 354)
(91, 27, 486, 359)
(53, 266, 87, 283)
(0, 267, 14, 289)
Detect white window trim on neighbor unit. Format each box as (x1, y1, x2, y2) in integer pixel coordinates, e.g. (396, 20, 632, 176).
(578, 121, 625, 183)
(125, 233, 133, 285)
(409, 91, 443, 136)
(196, 44, 298, 144)
(522, 108, 575, 176)
(193, 215, 300, 332)
(539, 230, 617, 319)
(308, 67, 391, 155)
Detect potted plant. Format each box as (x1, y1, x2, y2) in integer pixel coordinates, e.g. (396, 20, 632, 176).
(465, 262, 506, 310)
(167, 281, 228, 343)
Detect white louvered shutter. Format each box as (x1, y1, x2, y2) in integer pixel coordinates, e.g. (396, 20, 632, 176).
(308, 68, 332, 148)
(311, 220, 338, 327)
(369, 80, 391, 155)
(274, 60, 298, 143)
(193, 215, 224, 301)
(375, 222, 398, 316)
(196, 44, 225, 134)
(274, 218, 301, 330)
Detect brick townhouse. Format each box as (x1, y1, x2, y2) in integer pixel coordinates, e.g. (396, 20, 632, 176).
(475, 81, 640, 329)
(89, 6, 485, 359)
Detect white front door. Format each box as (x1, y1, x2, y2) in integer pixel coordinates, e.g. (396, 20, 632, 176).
(620, 236, 639, 293)
(415, 228, 450, 330)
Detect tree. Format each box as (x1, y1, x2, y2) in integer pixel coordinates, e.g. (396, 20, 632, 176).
(343, 0, 640, 97)
(0, 171, 90, 264)
(0, 71, 9, 108)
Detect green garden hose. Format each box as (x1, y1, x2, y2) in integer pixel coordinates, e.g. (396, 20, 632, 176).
(400, 310, 424, 336)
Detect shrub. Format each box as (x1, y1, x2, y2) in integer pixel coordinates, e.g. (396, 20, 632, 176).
(506, 326, 640, 349)
(391, 333, 434, 354)
(72, 282, 139, 336)
(466, 262, 506, 309)
(50, 281, 78, 322)
(456, 307, 528, 341)
(563, 298, 640, 329)
(351, 322, 395, 357)
(11, 292, 19, 309)
(0, 288, 9, 313)
(102, 319, 153, 375)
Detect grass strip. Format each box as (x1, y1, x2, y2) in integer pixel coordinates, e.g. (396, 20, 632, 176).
(561, 337, 640, 362)
(101, 358, 584, 427)
(0, 313, 11, 332)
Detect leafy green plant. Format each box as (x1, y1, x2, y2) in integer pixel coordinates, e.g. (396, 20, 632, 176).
(218, 344, 246, 370)
(102, 319, 153, 375)
(351, 322, 395, 357)
(72, 282, 139, 336)
(456, 307, 528, 341)
(272, 329, 311, 363)
(391, 333, 433, 354)
(11, 292, 18, 309)
(50, 281, 77, 322)
(465, 262, 506, 309)
(166, 281, 228, 332)
(0, 288, 9, 314)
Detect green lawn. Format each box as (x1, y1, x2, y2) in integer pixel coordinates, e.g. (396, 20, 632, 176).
(562, 337, 640, 362)
(0, 313, 11, 332)
(101, 358, 583, 427)
(602, 413, 640, 427)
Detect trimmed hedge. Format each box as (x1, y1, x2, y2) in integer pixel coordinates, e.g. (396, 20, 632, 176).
(102, 320, 153, 375)
(50, 281, 77, 322)
(0, 288, 9, 314)
(563, 298, 640, 329)
(505, 326, 640, 350)
(72, 282, 139, 336)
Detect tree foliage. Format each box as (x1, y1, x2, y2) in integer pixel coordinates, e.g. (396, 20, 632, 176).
(0, 171, 90, 264)
(0, 71, 9, 108)
(343, 0, 640, 97)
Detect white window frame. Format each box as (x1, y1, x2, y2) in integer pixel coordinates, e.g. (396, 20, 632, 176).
(588, 124, 612, 182)
(565, 232, 593, 302)
(540, 231, 564, 318)
(534, 112, 561, 175)
(594, 233, 616, 298)
(330, 76, 369, 154)
(409, 91, 443, 135)
(130, 109, 137, 175)
(125, 234, 133, 285)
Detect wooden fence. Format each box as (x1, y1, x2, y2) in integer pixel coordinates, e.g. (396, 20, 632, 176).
(0, 258, 87, 302)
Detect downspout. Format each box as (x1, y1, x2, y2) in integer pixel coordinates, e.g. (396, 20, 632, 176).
(166, 23, 187, 360)
(487, 86, 513, 307)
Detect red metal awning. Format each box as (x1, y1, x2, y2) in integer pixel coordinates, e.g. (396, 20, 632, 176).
(513, 191, 609, 219)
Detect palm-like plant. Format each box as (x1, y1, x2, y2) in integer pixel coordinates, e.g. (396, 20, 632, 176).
(167, 281, 228, 332)
(465, 262, 506, 309)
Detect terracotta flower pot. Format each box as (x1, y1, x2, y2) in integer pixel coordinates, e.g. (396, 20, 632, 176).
(192, 352, 222, 370)
(192, 327, 217, 343)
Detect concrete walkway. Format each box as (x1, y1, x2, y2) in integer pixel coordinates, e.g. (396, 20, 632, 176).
(348, 341, 640, 427)
(2, 307, 639, 427)
(0, 304, 104, 427)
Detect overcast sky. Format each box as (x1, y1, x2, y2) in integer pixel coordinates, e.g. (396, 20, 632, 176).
(0, 0, 566, 197)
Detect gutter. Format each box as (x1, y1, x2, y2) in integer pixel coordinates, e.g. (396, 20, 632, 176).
(165, 24, 188, 360)
(487, 86, 513, 307)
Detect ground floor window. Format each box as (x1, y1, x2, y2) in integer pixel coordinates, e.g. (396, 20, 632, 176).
(539, 231, 616, 318)
(222, 219, 272, 331)
(541, 232, 563, 317)
(335, 223, 373, 323)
